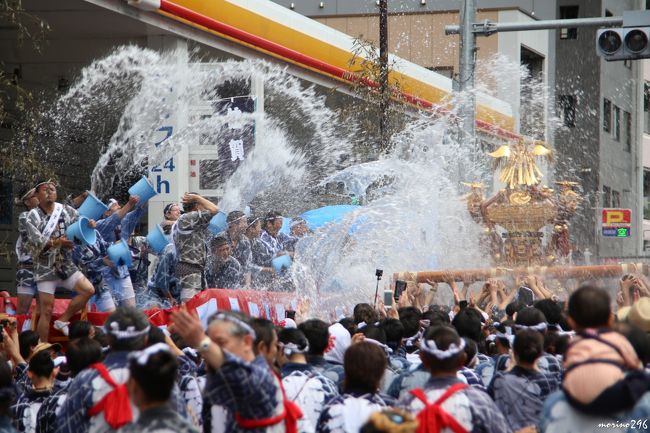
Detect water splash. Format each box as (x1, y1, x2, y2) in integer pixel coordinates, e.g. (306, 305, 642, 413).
(46, 46, 549, 317)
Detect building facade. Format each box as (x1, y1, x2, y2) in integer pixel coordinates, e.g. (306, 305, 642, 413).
(273, 0, 647, 261)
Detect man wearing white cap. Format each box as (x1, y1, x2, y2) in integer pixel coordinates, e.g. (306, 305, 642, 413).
(24, 180, 95, 341)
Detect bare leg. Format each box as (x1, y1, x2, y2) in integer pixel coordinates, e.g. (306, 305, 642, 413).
(58, 277, 95, 323)
(119, 297, 136, 308)
(37, 293, 54, 342)
(16, 294, 34, 316)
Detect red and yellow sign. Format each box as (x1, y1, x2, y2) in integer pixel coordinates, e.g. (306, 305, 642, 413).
(602, 208, 632, 227)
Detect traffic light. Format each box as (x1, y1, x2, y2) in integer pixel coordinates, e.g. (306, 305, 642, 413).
(596, 27, 650, 61)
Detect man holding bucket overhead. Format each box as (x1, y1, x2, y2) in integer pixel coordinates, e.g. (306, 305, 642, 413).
(96, 194, 144, 309)
(23, 180, 96, 342)
(174, 192, 218, 302)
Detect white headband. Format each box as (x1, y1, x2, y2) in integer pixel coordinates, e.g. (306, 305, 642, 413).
(281, 342, 310, 357)
(108, 321, 151, 340)
(515, 322, 548, 332)
(357, 321, 379, 330)
(129, 343, 171, 365)
(364, 338, 394, 355)
(419, 337, 466, 359)
(404, 329, 423, 347)
(212, 313, 257, 339)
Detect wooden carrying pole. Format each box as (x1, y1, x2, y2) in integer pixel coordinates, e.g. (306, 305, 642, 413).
(393, 263, 650, 284)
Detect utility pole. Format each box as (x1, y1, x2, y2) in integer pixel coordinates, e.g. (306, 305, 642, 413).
(379, 0, 389, 153)
(458, 0, 476, 149)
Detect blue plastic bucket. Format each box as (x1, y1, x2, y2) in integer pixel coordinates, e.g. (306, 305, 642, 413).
(108, 240, 132, 267)
(272, 254, 292, 273)
(146, 224, 170, 254)
(128, 176, 157, 204)
(66, 217, 97, 246)
(77, 192, 108, 221)
(208, 212, 228, 235)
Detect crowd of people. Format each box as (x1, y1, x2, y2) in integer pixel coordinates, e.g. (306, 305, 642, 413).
(14, 180, 307, 341)
(5, 179, 650, 433)
(0, 276, 649, 433)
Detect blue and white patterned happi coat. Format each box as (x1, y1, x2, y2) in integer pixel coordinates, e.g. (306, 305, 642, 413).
(12, 388, 52, 433)
(316, 392, 395, 433)
(202, 352, 284, 433)
(398, 376, 512, 433)
(55, 351, 188, 433)
(280, 363, 338, 433)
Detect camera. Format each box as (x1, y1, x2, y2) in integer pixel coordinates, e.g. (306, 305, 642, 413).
(394, 280, 407, 301)
(375, 269, 383, 278)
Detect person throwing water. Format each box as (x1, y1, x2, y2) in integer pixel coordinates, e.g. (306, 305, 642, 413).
(24, 180, 95, 341)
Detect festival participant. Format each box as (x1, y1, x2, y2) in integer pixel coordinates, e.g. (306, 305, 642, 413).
(127, 235, 150, 304)
(514, 307, 562, 378)
(0, 353, 18, 433)
(170, 309, 293, 433)
(316, 342, 395, 433)
(13, 350, 58, 433)
(561, 285, 648, 415)
(358, 324, 396, 392)
(285, 217, 309, 254)
(18, 331, 40, 363)
(251, 318, 280, 371)
(36, 338, 104, 433)
(15, 186, 39, 315)
(24, 180, 95, 341)
(277, 328, 338, 433)
(260, 211, 291, 257)
(96, 195, 143, 309)
(398, 326, 511, 433)
(353, 303, 379, 327)
(55, 307, 187, 433)
(381, 318, 411, 372)
(72, 230, 116, 313)
(246, 216, 275, 286)
(121, 344, 199, 433)
(146, 326, 203, 429)
(174, 193, 218, 302)
(218, 211, 253, 288)
(298, 320, 345, 388)
(205, 236, 243, 289)
(161, 202, 181, 231)
(147, 241, 179, 307)
(489, 330, 560, 431)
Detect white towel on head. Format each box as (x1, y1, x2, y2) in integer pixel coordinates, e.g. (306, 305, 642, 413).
(324, 323, 351, 365)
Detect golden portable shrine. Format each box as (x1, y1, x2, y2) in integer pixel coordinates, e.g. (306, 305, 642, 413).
(463, 138, 581, 268)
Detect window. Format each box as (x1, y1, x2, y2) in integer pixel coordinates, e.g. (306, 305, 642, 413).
(603, 98, 611, 132)
(560, 6, 579, 39)
(558, 95, 576, 127)
(427, 66, 453, 79)
(612, 190, 621, 208)
(624, 111, 632, 152)
(613, 105, 621, 141)
(603, 185, 611, 208)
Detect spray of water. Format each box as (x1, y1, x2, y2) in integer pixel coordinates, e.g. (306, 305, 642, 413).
(47, 46, 560, 316)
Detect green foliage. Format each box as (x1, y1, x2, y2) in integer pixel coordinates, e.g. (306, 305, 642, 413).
(0, 1, 52, 184)
(335, 37, 408, 157)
